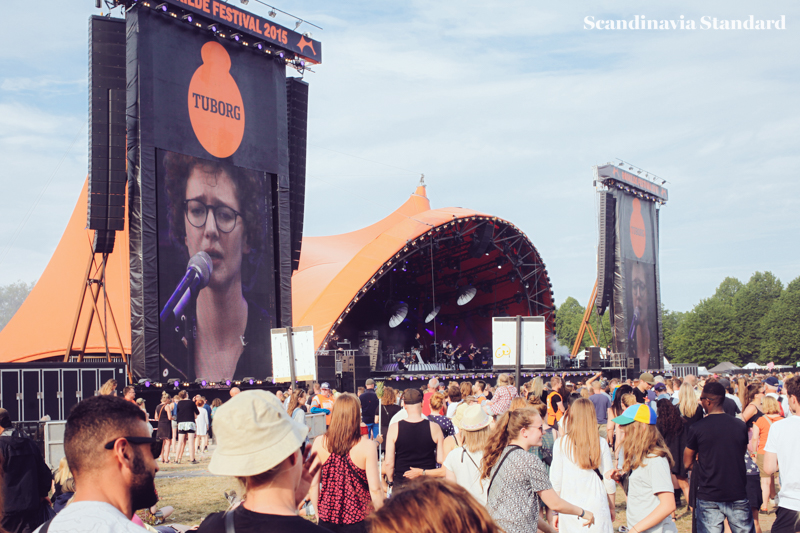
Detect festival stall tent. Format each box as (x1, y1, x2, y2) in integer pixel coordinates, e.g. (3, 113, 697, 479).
(708, 362, 741, 373)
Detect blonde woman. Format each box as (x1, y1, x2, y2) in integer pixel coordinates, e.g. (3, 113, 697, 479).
(155, 392, 173, 463)
(53, 457, 76, 513)
(678, 382, 703, 428)
(98, 379, 117, 396)
(752, 396, 783, 513)
(443, 404, 492, 505)
(610, 404, 677, 533)
(482, 407, 594, 533)
(549, 398, 616, 533)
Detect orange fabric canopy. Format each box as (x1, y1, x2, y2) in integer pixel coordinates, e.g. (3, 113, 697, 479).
(1, 181, 538, 362)
(292, 184, 503, 349)
(0, 179, 131, 362)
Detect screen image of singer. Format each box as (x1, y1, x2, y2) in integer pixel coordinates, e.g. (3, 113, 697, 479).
(156, 150, 275, 382)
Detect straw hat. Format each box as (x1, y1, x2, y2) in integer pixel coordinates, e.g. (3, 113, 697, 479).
(458, 404, 492, 431)
(208, 390, 308, 477)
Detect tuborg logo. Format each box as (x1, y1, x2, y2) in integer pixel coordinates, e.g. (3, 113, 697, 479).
(188, 42, 245, 158)
(629, 198, 646, 259)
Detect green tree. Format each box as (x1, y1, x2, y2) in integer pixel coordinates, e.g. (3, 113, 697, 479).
(555, 297, 585, 353)
(660, 305, 686, 362)
(671, 296, 741, 367)
(733, 271, 783, 364)
(714, 277, 744, 306)
(0, 280, 35, 331)
(760, 276, 800, 366)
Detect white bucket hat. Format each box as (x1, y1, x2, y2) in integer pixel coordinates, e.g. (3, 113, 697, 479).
(459, 403, 492, 431)
(209, 390, 308, 477)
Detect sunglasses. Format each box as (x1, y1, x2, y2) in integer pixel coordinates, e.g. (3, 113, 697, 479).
(104, 436, 161, 459)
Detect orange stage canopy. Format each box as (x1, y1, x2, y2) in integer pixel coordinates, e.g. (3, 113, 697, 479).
(0, 179, 131, 362)
(0, 181, 543, 363)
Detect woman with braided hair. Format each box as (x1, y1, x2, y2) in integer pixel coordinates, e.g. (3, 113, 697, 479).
(481, 407, 594, 533)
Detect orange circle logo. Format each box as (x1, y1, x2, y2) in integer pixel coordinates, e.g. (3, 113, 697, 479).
(188, 42, 245, 158)
(630, 198, 646, 258)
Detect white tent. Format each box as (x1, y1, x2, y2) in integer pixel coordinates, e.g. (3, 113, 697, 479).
(743, 362, 762, 370)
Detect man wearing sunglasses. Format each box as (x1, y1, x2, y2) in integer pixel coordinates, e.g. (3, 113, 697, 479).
(35, 395, 160, 533)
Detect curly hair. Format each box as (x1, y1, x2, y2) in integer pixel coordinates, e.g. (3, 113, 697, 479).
(655, 398, 684, 437)
(163, 152, 266, 253)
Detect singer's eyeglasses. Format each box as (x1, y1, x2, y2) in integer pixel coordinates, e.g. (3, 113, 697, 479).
(183, 199, 241, 233)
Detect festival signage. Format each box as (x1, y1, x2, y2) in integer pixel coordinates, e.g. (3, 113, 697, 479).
(155, 0, 322, 64)
(128, 4, 292, 381)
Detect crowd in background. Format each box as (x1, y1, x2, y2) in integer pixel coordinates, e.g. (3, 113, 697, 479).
(0, 369, 798, 533)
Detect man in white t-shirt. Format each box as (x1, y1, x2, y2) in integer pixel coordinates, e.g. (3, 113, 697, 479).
(764, 375, 800, 533)
(36, 395, 160, 533)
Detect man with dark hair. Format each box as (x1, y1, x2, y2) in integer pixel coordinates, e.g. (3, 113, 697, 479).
(472, 380, 487, 404)
(764, 375, 800, 533)
(0, 408, 52, 533)
(684, 382, 754, 533)
(37, 395, 159, 533)
(384, 388, 444, 490)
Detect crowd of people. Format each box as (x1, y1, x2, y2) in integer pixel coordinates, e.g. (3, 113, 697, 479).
(0, 370, 798, 533)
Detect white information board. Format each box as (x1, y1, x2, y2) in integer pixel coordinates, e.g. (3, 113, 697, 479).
(271, 325, 316, 382)
(492, 316, 546, 367)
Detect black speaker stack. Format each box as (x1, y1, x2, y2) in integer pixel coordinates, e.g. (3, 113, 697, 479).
(286, 78, 308, 272)
(88, 16, 127, 254)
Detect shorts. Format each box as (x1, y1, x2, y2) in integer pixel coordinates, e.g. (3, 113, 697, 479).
(772, 507, 800, 533)
(177, 422, 196, 434)
(756, 453, 772, 479)
(745, 476, 762, 510)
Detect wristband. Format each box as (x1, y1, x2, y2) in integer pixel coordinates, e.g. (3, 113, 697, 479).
(422, 470, 426, 476)
(579, 509, 585, 518)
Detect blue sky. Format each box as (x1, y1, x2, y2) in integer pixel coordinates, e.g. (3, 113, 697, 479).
(0, 0, 798, 313)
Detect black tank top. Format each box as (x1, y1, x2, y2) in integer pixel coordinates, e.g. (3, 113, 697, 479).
(394, 419, 437, 479)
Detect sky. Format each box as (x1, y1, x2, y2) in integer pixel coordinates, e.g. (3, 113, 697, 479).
(0, 0, 798, 313)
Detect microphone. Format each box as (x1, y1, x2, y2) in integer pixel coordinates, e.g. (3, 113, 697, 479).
(628, 307, 640, 340)
(159, 252, 213, 322)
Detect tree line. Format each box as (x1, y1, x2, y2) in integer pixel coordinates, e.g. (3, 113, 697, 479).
(555, 271, 800, 368)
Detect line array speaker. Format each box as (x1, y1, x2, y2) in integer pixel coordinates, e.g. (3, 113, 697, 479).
(595, 192, 616, 314)
(469, 222, 495, 258)
(286, 78, 308, 272)
(88, 16, 127, 253)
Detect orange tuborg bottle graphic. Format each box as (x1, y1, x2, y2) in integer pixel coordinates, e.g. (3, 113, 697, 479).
(188, 42, 245, 158)
(629, 198, 646, 259)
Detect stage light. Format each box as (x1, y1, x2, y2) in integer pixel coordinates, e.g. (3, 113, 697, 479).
(457, 286, 477, 306)
(225, 379, 232, 387)
(201, 380, 207, 387)
(240, 0, 249, 4)
(254, 42, 264, 50)
(173, 380, 180, 388)
(268, 9, 277, 17)
(425, 305, 441, 323)
(182, 14, 193, 22)
(208, 23, 218, 32)
(388, 302, 409, 328)
(156, 3, 168, 11)
(277, 51, 285, 59)
(496, 258, 504, 269)
(231, 33, 242, 41)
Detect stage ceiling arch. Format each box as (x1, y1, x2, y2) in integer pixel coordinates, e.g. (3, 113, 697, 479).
(292, 183, 556, 354)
